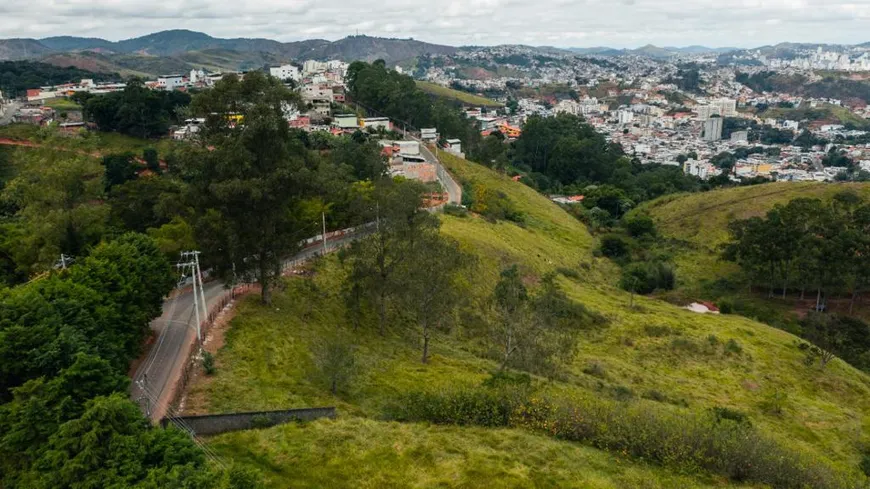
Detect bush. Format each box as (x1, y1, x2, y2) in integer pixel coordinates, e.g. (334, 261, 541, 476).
(385, 388, 518, 427)
(860, 452, 870, 477)
(718, 299, 734, 315)
(202, 351, 216, 375)
(644, 324, 673, 337)
(599, 234, 630, 259)
(443, 203, 468, 218)
(622, 213, 657, 237)
(671, 337, 699, 353)
(612, 385, 635, 401)
(724, 339, 743, 356)
(711, 406, 751, 426)
(556, 267, 581, 279)
(582, 361, 607, 378)
(516, 397, 849, 489)
(620, 261, 676, 294)
(642, 390, 667, 402)
(250, 414, 272, 429)
(391, 388, 851, 489)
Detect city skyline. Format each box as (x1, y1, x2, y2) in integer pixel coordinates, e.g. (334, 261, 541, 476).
(2, 0, 870, 49)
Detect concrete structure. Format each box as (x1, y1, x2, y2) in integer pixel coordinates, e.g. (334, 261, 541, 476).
(696, 105, 721, 121)
(333, 113, 359, 130)
(270, 64, 302, 82)
(157, 75, 184, 91)
(617, 110, 634, 125)
(362, 117, 391, 131)
(703, 117, 724, 142)
(730, 130, 749, 143)
(446, 138, 462, 154)
(161, 407, 336, 436)
(421, 128, 438, 142)
(713, 98, 737, 117)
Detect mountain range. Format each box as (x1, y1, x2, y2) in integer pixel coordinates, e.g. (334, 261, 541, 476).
(0, 29, 456, 65)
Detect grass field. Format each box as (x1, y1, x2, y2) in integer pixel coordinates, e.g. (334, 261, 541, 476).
(0, 123, 178, 156)
(42, 98, 82, 111)
(199, 156, 870, 487)
(637, 182, 870, 293)
(417, 81, 504, 108)
(757, 103, 870, 129)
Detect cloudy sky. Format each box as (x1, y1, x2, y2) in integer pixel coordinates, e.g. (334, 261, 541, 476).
(2, 0, 870, 48)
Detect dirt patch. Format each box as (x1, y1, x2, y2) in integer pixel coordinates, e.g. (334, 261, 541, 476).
(177, 288, 257, 415)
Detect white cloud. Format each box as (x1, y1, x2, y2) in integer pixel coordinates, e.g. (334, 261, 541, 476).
(0, 0, 868, 47)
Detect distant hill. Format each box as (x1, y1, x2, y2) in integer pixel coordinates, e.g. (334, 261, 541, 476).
(0, 39, 53, 61)
(0, 30, 456, 66)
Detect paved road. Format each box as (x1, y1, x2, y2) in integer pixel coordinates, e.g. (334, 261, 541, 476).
(130, 230, 368, 422)
(416, 138, 462, 205)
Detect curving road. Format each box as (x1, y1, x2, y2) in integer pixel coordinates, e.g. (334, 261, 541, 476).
(130, 230, 367, 422)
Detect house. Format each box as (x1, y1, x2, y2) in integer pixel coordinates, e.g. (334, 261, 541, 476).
(421, 128, 438, 142)
(333, 114, 359, 130)
(157, 75, 184, 91)
(361, 117, 391, 131)
(445, 139, 462, 154)
(269, 64, 301, 82)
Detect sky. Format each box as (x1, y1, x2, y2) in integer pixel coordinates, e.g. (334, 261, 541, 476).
(2, 0, 870, 48)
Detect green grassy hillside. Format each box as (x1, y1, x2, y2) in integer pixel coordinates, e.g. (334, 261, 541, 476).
(637, 182, 870, 293)
(198, 158, 870, 487)
(417, 81, 503, 108)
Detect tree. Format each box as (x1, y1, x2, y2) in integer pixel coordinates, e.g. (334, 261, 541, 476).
(344, 178, 438, 334)
(181, 71, 310, 304)
(802, 314, 844, 368)
(83, 79, 190, 138)
(1, 151, 108, 275)
(493, 265, 530, 371)
(397, 233, 471, 363)
(102, 152, 139, 189)
(311, 334, 357, 395)
(143, 148, 160, 173)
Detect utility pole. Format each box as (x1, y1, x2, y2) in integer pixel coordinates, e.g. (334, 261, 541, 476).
(191, 251, 208, 328)
(322, 211, 328, 255)
(177, 257, 202, 343)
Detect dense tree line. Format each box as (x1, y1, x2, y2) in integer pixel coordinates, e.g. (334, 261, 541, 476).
(77, 79, 191, 138)
(508, 114, 701, 217)
(724, 191, 870, 319)
(0, 232, 258, 487)
(345, 60, 483, 157)
(0, 61, 119, 98)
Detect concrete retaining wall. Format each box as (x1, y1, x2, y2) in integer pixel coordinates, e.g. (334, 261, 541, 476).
(162, 407, 336, 436)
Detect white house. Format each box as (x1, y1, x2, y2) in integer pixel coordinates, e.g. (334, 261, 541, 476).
(157, 74, 184, 91)
(269, 64, 302, 82)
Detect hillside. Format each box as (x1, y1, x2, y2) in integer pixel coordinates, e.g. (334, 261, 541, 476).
(638, 182, 870, 293)
(187, 154, 870, 487)
(416, 81, 504, 107)
(0, 30, 456, 65)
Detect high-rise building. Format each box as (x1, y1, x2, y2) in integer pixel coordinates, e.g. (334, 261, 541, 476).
(713, 98, 737, 117)
(696, 105, 720, 121)
(703, 117, 724, 142)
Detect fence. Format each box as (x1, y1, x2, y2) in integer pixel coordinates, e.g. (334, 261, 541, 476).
(161, 407, 336, 436)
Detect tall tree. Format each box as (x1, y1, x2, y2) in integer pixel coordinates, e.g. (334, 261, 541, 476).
(181, 72, 311, 304)
(397, 232, 471, 363)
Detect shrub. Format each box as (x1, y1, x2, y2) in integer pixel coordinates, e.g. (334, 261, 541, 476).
(671, 337, 698, 353)
(443, 203, 468, 217)
(620, 261, 676, 294)
(718, 299, 734, 315)
(622, 213, 657, 237)
(711, 406, 751, 426)
(860, 452, 870, 477)
(515, 397, 848, 489)
(707, 334, 720, 347)
(644, 324, 672, 337)
(582, 361, 607, 378)
(612, 385, 635, 401)
(202, 351, 216, 375)
(724, 339, 743, 356)
(759, 389, 788, 416)
(556, 267, 581, 279)
(385, 388, 518, 427)
(599, 234, 630, 259)
(642, 390, 667, 402)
